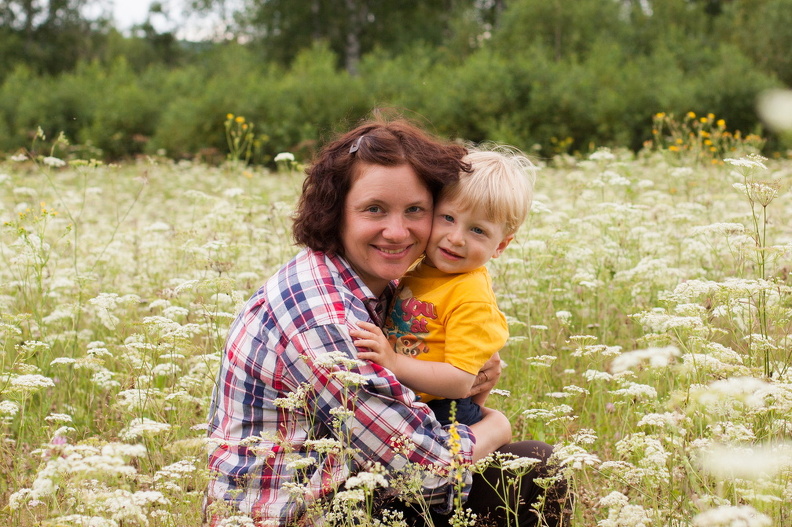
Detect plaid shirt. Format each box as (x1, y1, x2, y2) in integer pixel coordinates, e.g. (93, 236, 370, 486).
(207, 248, 474, 525)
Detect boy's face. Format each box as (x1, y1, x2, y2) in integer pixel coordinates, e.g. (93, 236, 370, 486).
(423, 197, 513, 274)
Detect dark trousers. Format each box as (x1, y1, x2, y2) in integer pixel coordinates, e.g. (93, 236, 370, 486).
(426, 397, 483, 426)
(385, 441, 571, 527)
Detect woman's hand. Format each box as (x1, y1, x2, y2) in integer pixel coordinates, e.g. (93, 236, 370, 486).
(467, 352, 502, 398)
(351, 321, 398, 371)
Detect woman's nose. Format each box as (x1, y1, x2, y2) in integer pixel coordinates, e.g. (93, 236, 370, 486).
(383, 215, 409, 240)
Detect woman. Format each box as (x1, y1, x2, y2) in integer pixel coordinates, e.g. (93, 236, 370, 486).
(206, 116, 568, 526)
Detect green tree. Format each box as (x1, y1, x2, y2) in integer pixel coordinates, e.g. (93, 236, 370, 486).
(189, 0, 479, 74)
(0, 0, 107, 77)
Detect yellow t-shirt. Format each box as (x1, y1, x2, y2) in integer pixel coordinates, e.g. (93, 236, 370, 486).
(385, 263, 509, 403)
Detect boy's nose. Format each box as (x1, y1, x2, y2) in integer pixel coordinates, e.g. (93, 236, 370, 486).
(447, 228, 465, 245)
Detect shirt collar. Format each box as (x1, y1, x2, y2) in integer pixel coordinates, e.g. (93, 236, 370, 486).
(323, 251, 396, 326)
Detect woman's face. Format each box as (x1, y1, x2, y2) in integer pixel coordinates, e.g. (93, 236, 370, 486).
(341, 163, 433, 295)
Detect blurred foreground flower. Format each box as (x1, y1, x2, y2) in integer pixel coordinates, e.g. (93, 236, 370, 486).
(757, 89, 792, 131)
(692, 504, 771, 527)
(698, 442, 792, 480)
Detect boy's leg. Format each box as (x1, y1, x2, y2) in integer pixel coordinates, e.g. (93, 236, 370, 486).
(427, 397, 484, 426)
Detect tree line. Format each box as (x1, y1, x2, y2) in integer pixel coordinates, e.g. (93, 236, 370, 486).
(1, 0, 790, 161)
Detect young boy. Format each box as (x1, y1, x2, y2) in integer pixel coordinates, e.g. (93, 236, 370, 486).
(351, 147, 536, 428)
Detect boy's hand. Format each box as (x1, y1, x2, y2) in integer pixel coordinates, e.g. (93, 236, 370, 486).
(351, 321, 398, 371)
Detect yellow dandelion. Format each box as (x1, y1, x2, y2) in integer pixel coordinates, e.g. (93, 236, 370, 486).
(707, 113, 715, 120)
(687, 111, 697, 119)
(700, 131, 710, 138)
(709, 146, 717, 152)
(226, 113, 234, 120)
(704, 139, 713, 146)
(655, 112, 666, 119)
(675, 138, 684, 144)
(700, 117, 708, 123)
(717, 119, 726, 127)
(235, 116, 245, 124)
(669, 145, 680, 152)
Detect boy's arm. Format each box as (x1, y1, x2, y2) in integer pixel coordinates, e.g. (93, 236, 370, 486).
(352, 321, 475, 399)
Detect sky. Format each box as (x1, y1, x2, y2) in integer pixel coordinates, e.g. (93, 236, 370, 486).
(109, 0, 220, 40)
(112, 0, 159, 29)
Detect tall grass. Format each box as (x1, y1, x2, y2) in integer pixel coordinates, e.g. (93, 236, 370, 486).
(1, 126, 790, 526)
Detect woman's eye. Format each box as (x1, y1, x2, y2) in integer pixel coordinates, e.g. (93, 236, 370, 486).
(366, 206, 382, 213)
(406, 206, 423, 214)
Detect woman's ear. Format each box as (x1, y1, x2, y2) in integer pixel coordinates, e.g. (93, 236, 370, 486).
(492, 234, 514, 258)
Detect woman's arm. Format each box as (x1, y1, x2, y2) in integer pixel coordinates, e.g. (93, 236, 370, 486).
(286, 324, 476, 506)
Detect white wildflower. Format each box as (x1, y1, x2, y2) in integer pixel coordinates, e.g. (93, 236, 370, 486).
(553, 444, 600, 470)
(314, 350, 365, 369)
(345, 471, 388, 490)
(609, 346, 680, 374)
(609, 382, 657, 401)
(223, 187, 245, 197)
(286, 456, 317, 471)
(218, 515, 258, 527)
(304, 438, 344, 454)
(44, 413, 73, 423)
(597, 491, 654, 527)
(274, 152, 295, 163)
(555, 310, 572, 325)
(332, 370, 369, 385)
(0, 400, 20, 417)
(11, 374, 55, 391)
(724, 154, 768, 171)
(690, 222, 746, 236)
(119, 417, 171, 440)
(154, 459, 198, 481)
(42, 156, 67, 167)
(48, 515, 118, 527)
(502, 457, 541, 472)
(589, 148, 616, 162)
(525, 355, 557, 367)
(51, 357, 77, 366)
(583, 369, 615, 382)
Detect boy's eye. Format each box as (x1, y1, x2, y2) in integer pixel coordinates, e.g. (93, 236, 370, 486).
(471, 226, 485, 235)
(441, 214, 454, 223)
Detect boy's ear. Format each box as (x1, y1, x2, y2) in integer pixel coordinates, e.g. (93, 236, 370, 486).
(492, 234, 514, 258)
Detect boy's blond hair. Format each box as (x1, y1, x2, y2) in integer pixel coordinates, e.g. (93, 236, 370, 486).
(440, 145, 537, 236)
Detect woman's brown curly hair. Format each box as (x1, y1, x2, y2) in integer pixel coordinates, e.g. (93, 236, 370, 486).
(293, 115, 471, 255)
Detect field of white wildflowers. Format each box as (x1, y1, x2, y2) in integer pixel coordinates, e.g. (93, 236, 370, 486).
(1, 116, 791, 526)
